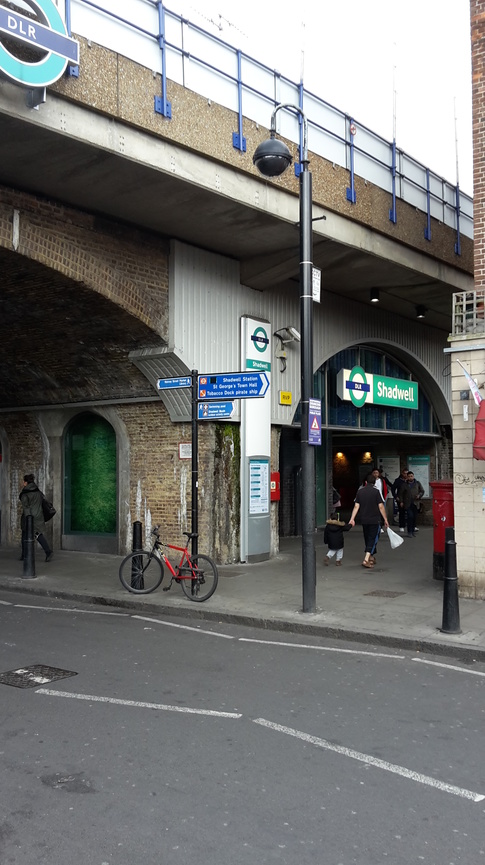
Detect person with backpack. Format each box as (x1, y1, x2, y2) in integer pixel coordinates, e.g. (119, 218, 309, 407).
(19, 473, 53, 562)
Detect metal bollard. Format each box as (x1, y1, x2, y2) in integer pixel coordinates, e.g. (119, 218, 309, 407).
(131, 520, 143, 590)
(22, 515, 36, 579)
(440, 527, 461, 634)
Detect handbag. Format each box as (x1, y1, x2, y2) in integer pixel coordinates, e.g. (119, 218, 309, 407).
(387, 527, 403, 550)
(41, 494, 56, 522)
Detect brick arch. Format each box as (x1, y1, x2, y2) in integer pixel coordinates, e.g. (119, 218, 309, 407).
(0, 185, 169, 333)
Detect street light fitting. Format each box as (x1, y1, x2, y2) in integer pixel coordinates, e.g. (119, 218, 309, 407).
(252, 134, 292, 177)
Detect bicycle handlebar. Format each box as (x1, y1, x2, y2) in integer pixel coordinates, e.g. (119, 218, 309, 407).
(152, 525, 198, 538)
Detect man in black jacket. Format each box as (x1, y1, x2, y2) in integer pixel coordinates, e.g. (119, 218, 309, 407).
(399, 471, 424, 538)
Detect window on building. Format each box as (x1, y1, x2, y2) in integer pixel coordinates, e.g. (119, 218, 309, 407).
(295, 347, 436, 434)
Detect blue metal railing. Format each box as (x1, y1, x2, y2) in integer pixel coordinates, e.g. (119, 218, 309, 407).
(65, 0, 472, 249)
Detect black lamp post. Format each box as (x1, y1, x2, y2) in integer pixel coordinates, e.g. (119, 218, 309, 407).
(253, 104, 316, 613)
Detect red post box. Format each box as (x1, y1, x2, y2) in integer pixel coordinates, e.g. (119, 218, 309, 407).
(429, 480, 454, 580)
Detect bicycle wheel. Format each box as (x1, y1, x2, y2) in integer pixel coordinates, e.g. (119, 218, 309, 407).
(119, 551, 164, 594)
(180, 554, 218, 602)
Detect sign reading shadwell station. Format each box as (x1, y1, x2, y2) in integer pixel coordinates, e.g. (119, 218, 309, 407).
(337, 366, 418, 410)
(0, 0, 79, 88)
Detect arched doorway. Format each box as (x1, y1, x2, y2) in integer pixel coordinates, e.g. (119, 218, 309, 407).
(63, 413, 117, 553)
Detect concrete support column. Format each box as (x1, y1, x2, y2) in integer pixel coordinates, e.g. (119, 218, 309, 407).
(449, 341, 485, 598)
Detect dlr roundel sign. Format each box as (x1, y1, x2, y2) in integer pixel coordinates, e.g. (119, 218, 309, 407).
(0, 0, 79, 88)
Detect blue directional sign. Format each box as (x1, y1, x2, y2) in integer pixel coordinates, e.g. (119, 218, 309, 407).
(157, 376, 192, 390)
(198, 401, 235, 420)
(198, 372, 269, 400)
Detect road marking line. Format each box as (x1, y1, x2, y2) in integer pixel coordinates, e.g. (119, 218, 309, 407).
(36, 688, 242, 718)
(0, 600, 12, 605)
(239, 638, 404, 659)
(253, 718, 484, 803)
(132, 615, 234, 638)
(412, 657, 485, 677)
(14, 604, 128, 616)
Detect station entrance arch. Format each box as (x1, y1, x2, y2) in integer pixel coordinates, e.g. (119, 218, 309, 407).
(279, 344, 451, 536)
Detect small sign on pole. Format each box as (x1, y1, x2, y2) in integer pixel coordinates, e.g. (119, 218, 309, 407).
(198, 401, 235, 420)
(157, 376, 192, 390)
(308, 398, 322, 446)
(312, 267, 321, 303)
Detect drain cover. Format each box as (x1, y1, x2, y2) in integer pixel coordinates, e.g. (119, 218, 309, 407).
(0, 665, 77, 689)
(364, 590, 406, 598)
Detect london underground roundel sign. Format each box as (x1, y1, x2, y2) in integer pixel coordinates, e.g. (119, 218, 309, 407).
(0, 0, 79, 88)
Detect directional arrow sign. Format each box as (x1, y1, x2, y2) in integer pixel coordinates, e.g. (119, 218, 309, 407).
(198, 372, 269, 400)
(157, 376, 192, 390)
(198, 401, 235, 420)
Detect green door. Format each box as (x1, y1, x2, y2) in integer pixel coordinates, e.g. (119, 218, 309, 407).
(64, 414, 117, 551)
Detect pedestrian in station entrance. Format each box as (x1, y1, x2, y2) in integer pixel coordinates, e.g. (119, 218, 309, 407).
(372, 467, 386, 502)
(379, 467, 395, 525)
(392, 468, 409, 532)
(399, 471, 424, 537)
(323, 511, 352, 567)
(19, 474, 53, 562)
(406, 471, 424, 531)
(350, 474, 389, 568)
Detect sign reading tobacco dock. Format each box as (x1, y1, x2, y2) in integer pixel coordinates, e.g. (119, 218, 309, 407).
(198, 372, 269, 400)
(337, 366, 418, 410)
(0, 0, 79, 88)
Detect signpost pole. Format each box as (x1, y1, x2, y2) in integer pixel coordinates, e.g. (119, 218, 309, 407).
(191, 370, 198, 558)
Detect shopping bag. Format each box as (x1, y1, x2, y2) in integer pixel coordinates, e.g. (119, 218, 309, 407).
(387, 527, 404, 550)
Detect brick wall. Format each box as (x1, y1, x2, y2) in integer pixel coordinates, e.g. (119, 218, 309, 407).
(0, 185, 170, 410)
(0, 186, 170, 333)
(1, 402, 238, 561)
(0, 414, 46, 544)
(472, 0, 485, 285)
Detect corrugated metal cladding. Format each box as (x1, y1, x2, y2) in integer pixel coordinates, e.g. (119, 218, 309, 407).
(146, 241, 450, 425)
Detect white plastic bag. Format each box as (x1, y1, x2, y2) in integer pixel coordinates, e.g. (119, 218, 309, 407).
(387, 527, 404, 550)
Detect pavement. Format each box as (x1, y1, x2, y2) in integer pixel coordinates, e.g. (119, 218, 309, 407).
(1, 526, 484, 662)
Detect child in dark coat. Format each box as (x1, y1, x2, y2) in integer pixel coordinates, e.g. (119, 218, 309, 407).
(323, 512, 352, 566)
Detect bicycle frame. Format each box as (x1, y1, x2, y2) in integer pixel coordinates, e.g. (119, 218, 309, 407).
(152, 538, 196, 581)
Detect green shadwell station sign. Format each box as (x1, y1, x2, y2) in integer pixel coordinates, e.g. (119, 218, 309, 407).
(337, 366, 418, 410)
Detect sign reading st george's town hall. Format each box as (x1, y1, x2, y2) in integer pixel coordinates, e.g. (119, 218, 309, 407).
(0, 0, 79, 88)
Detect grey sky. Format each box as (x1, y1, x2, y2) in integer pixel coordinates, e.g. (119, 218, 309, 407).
(174, 0, 473, 194)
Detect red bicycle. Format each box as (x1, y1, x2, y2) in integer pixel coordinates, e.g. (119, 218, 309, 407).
(119, 526, 218, 602)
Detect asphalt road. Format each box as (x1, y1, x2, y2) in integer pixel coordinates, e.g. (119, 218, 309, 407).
(1, 591, 484, 865)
